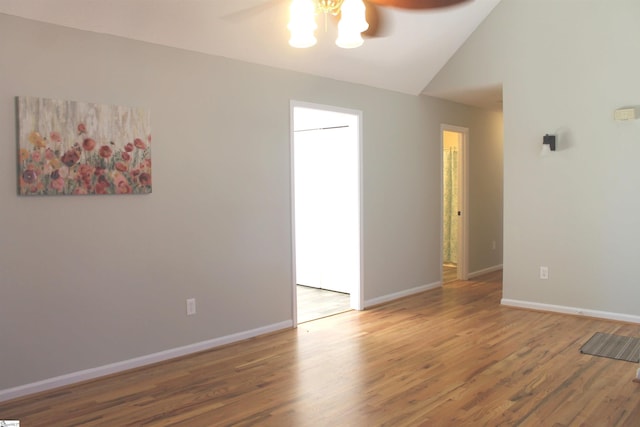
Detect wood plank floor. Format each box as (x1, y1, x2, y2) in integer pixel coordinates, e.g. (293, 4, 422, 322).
(2, 270, 640, 426)
(443, 264, 457, 283)
(297, 285, 350, 324)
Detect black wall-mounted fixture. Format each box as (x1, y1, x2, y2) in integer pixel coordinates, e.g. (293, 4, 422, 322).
(543, 134, 556, 151)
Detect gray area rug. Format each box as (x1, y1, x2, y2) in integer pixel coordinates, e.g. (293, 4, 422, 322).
(580, 332, 640, 363)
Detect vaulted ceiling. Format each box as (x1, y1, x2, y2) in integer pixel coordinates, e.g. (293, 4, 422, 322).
(0, 0, 503, 109)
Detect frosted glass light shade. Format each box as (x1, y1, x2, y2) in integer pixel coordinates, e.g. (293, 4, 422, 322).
(336, 0, 369, 49)
(288, 0, 318, 48)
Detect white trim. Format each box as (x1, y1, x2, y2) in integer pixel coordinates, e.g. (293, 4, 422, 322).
(0, 320, 292, 403)
(289, 102, 298, 327)
(468, 264, 503, 279)
(501, 299, 640, 324)
(356, 109, 364, 311)
(460, 127, 469, 281)
(364, 281, 441, 308)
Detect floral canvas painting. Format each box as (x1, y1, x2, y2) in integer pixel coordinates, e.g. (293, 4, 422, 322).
(17, 96, 152, 195)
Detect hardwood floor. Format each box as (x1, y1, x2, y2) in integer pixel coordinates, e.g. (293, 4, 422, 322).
(2, 271, 640, 426)
(297, 285, 351, 323)
(443, 263, 457, 283)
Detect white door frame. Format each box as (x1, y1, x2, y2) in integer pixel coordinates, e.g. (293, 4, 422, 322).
(290, 100, 364, 326)
(441, 124, 469, 281)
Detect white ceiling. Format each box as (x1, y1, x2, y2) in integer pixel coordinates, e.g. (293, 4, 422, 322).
(0, 0, 502, 107)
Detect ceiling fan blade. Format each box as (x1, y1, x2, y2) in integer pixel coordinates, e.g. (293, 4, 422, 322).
(362, 2, 387, 38)
(367, 0, 470, 9)
(331, 2, 387, 38)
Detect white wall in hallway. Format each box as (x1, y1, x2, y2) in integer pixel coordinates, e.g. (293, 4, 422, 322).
(294, 108, 359, 295)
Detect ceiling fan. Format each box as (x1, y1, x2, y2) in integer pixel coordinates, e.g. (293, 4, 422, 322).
(288, 0, 471, 48)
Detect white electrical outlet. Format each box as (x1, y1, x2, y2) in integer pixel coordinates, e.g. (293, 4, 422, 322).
(539, 266, 549, 280)
(186, 298, 196, 315)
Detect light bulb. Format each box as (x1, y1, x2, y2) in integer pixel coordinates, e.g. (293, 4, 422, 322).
(288, 0, 318, 48)
(336, 0, 368, 49)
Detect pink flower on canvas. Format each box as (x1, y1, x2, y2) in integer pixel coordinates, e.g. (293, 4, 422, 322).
(113, 172, 131, 194)
(138, 172, 151, 187)
(124, 142, 134, 152)
(82, 138, 96, 151)
(99, 145, 113, 159)
(78, 123, 87, 134)
(117, 181, 132, 194)
(115, 162, 128, 172)
(31, 150, 41, 162)
(50, 176, 64, 192)
(61, 149, 80, 167)
(73, 187, 88, 195)
(121, 152, 131, 161)
(78, 164, 94, 185)
(95, 175, 109, 194)
(45, 148, 55, 160)
(49, 131, 62, 143)
(134, 138, 146, 150)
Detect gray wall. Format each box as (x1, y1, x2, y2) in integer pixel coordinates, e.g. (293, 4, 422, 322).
(0, 13, 502, 392)
(427, 0, 640, 317)
(468, 110, 504, 274)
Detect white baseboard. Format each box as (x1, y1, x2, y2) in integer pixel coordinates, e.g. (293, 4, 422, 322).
(501, 299, 640, 324)
(468, 264, 503, 279)
(0, 320, 293, 403)
(364, 281, 441, 308)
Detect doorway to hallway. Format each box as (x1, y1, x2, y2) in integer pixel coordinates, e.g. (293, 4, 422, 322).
(291, 102, 363, 324)
(442, 126, 468, 283)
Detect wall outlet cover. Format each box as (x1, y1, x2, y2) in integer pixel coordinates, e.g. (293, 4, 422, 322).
(186, 298, 196, 315)
(540, 266, 549, 280)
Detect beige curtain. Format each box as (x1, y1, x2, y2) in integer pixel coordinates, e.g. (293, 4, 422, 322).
(443, 147, 458, 264)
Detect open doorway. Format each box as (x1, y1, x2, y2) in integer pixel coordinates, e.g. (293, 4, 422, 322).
(442, 125, 468, 283)
(291, 102, 363, 324)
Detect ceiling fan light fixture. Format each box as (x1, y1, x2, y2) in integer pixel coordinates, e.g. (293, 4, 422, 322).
(336, 0, 368, 48)
(288, 0, 318, 48)
(287, 0, 369, 49)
